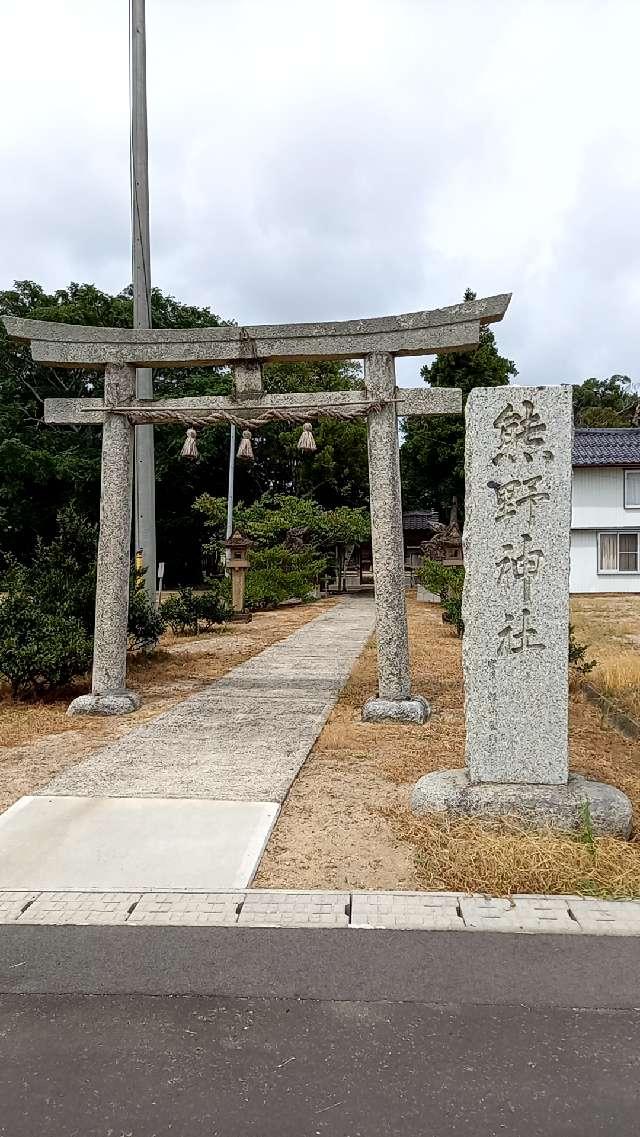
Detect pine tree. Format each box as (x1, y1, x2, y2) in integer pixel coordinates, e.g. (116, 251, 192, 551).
(400, 289, 517, 518)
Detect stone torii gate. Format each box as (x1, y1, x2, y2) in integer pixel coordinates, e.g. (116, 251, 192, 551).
(4, 292, 510, 720)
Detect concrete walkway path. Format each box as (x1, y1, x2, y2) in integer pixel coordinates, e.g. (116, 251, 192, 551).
(42, 596, 374, 802)
(0, 597, 374, 892)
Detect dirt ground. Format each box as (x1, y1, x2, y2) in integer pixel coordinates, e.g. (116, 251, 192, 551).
(0, 599, 336, 813)
(255, 595, 640, 897)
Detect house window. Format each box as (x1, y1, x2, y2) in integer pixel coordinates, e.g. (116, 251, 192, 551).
(624, 470, 640, 508)
(598, 531, 639, 573)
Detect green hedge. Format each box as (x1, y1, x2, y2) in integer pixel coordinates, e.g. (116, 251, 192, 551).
(160, 582, 230, 636)
(0, 507, 166, 697)
(0, 595, 93, 698)
(245, 545, 326, 610)
(417, 559, 465, 636)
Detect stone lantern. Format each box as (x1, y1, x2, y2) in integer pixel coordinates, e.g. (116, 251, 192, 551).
(224, 531, 252, 622)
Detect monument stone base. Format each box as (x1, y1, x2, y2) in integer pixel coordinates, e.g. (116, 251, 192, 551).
(363, 695, 430, 725)
(67, 691, 142, 718)
(411, 769, 632, 837)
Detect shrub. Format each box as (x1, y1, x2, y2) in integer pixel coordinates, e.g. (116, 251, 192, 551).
(160, 583, 230, 635)
(3, 506, 99, 633)
(245, 545, 326, 610)
(417, 559, 465, 635)
(161, 588, 200, 635)
(0, 594, 92, 698)
(417, 559, 452, 600)
(197, 582, 230, 628)
(569, 624, 597, 675)
(128, 569, 166, 648)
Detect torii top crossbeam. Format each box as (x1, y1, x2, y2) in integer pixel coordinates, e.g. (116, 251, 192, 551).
(2, 291, 511, 721)
(4, 293, 510, 367)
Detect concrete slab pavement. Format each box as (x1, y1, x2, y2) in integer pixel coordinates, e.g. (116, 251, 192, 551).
(0, 797, 278, 892)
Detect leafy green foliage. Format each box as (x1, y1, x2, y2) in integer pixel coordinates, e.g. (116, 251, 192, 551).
(572, 375, 639, 427)
(160, 583, 230, 636)
(0, 280, 230, 584)
(0, 595, 92, 698)
(417, 559, 465, 635)
(236, 495, 326, 546)
(196, 493, 370, 551)
(3, 505, 99, 633)
(245, 546, 326, 610)
(128, 568, 166, 649)
(195, 492, 369, 601)
(0, 282, 369, 584)
(0, 507, 166, 695)
(401, 288, 517, 518)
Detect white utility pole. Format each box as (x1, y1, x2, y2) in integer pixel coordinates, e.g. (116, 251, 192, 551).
(130, 0, 157, 606)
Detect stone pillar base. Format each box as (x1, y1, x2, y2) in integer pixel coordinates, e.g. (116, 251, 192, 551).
(67, 691, 142, 718)
(410, 769, 632, 838)
(363, 695, 430, 725)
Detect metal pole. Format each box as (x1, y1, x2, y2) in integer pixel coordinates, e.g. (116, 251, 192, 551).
(225, 424, 236, 567)
(130, 0, 157, 607)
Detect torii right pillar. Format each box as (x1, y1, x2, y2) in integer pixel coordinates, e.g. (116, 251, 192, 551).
(362, 351, 432, 725)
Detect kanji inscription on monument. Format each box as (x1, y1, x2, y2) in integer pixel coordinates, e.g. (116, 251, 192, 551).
(462, 386, 573, 784)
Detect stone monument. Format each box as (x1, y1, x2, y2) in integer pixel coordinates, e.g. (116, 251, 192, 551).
(412, 385, 633, 836)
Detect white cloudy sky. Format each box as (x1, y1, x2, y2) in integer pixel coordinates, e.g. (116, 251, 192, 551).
(2, 0, 640, 388)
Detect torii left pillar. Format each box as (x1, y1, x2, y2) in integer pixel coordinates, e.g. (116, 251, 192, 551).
(68, 364, 141, 716)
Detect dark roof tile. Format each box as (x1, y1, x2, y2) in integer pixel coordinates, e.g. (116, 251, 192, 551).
(572, 428, 640, 467)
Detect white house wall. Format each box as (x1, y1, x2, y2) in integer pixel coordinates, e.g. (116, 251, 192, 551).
(570, 467, 640, 593)
(571, 467, 639, 528)
(570, 529, 640, 592)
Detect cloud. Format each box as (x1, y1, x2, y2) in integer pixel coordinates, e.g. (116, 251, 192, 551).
(2, 0, 640, 388)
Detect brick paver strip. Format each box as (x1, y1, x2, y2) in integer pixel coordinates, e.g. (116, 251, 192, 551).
(129, 892, 243, 926)
(459, 895, 579, 933)
(0, 892, 40, 924)
(238, 890, 350, 927)
(3, 890, 640, 933)
(351, 891, 462, 930)
(18, 891, 141, 925)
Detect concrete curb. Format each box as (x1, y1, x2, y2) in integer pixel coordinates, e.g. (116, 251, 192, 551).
(582, 681, 640, 741)
(2, 889, 640, 935)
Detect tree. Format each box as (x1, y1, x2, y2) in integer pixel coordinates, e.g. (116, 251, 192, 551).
(572, 375, 639, 426)
(322, 505, 371, 592)
(0, 280, 228, 581)
(0, 283, 370, 583)
(194, 492, 371, 593)
(400, 289, 517, 518)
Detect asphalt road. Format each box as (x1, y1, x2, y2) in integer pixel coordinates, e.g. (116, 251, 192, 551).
(1, 993, 639, 1136)
(1, 927, 639, 1135)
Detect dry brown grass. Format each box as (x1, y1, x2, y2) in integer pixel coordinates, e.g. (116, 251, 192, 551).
(0, 599, 336, 813)
(571, 593, 640, 720)
(392, 814, 640, 898)
(256, 594, 640, 897)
